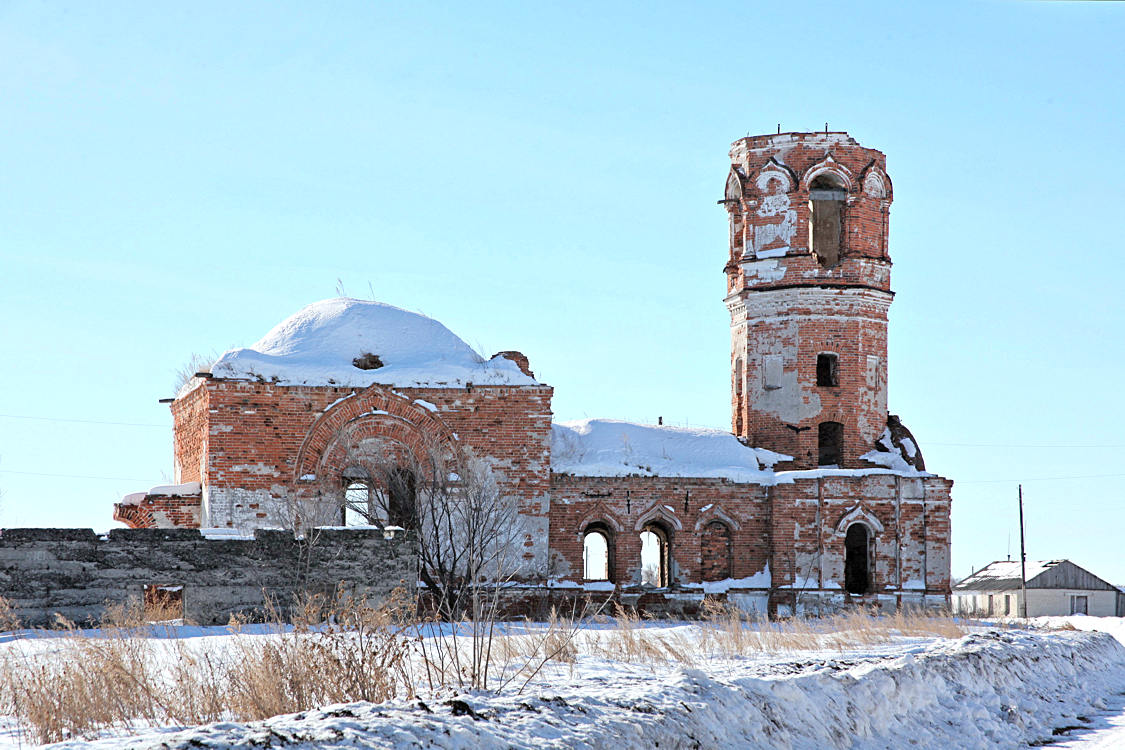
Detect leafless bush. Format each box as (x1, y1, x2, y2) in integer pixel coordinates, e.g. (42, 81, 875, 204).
(173, 350, 219, 395)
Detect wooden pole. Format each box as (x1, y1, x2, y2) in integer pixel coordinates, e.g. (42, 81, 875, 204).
(1019, 484, 1028, 620)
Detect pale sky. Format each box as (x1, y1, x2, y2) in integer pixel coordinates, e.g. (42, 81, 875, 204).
(1, 1, 1123, 582)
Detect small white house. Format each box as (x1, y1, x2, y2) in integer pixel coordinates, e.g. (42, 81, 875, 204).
(953, 560, 1125, 618)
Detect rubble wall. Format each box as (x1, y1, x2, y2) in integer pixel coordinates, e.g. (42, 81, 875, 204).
(0, 527, 417, 627)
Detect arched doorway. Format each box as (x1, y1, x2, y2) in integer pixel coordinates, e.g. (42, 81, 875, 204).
(844, 523, 870, 594)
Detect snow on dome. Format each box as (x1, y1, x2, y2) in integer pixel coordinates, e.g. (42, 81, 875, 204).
(208, 298, 538, 389)
(551, 419, 786, 482)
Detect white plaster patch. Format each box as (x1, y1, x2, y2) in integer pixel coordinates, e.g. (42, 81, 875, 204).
(741, 259, 787, 282)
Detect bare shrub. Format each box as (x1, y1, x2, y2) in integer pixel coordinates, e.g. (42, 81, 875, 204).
(173, 351, 219, 395)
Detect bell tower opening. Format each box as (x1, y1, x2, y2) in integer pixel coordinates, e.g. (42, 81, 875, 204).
(809, 173, 846, 268)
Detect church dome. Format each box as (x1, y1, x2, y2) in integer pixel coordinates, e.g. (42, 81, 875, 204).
(208, 297, 537, 388)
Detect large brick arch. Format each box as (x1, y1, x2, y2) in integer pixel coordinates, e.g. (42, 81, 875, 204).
(292, 384, 455, 485)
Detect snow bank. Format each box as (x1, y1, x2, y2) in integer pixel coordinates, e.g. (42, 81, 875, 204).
(551, 419, 787, 481)
(49, 629, 1125, 749)
(208, 298, 538, 389)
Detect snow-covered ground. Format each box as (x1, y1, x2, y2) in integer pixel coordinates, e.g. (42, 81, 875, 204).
(3, 617, 1125, 749)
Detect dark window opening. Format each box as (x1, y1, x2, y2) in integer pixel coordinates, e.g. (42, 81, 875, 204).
(818, 421, 844, 466)
(700, 521, 733, 582)
(843, 524, 870, 595)
(816, 353, 839, 387)
(143, 584, 184, 621)
(640, 523, 671, 588)
(809, 175, 845, 268)
(583, 525, 613, 581)
(387, 467, 418, 529)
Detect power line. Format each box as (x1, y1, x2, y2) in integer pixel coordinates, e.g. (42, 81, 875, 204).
(0, 413, 167, 428)
(0, 469, 155, 483)
(957, 472, 1125, 484)
(929, 441, 1125, 449)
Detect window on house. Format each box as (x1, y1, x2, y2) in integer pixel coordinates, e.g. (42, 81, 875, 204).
(1004, 594, 1011, 615)
(816, 353, 839, 387)
(583, 527, 611, 581)
(639, 523, 671, 588)
(143, 584, 184, 621)
(988, 594, 994, 616)
(809, 174, 845, 268)
(818, 421, 844, 466)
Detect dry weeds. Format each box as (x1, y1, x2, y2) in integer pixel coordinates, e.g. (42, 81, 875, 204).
(0, 592, 966, 744)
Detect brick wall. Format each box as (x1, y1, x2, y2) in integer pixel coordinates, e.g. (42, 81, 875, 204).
(724, 132, 896, 470)
(549, 471, 952, 610)
(165, 379, 554, 575)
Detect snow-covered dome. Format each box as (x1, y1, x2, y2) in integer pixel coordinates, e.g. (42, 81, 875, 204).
(208, 298, 538, 388)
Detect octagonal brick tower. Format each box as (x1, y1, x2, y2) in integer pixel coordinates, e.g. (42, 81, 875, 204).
(723, 131, 894, 469)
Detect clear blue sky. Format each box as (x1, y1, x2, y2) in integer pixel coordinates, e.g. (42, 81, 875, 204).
(2, 1, 1123, 583)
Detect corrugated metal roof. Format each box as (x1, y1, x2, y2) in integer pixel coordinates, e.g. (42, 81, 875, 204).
(952, 560, 1064, 592)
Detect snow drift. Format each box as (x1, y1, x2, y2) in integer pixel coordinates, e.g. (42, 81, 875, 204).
(50, 629, 1125, 749)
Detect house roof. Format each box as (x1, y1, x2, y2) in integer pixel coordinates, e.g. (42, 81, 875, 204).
(205, 297, 539, 390)
(953, 559, 1119, 593)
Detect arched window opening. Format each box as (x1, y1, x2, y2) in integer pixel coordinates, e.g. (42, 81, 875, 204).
(734, 357, 744, 396)
(844, 523, 871, 595)
(583, 528, 610, 581)
(386, 467, 418, 529)
(816, 353, 839, 387)
(818, 421, 844, 466)
(700, 521, 732, 582)
(809, 174, 845, 268)
(342, 480, 378, 526)
(640, 523, 671, 588)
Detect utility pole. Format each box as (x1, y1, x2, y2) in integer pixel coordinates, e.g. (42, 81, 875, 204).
(1019, 484, 1028, 620)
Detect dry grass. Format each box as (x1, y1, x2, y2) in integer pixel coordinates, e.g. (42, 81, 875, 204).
(0, 592, 966, 744)
(0, 590, 417, 745)
(578, 603, 967, 666)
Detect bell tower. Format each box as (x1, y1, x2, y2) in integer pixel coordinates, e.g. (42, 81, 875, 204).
(723, 131, 894, 469)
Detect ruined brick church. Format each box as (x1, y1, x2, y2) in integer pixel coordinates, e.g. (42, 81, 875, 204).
(115, 131, 952, 613)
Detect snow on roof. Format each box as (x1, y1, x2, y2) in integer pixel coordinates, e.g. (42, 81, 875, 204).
(207, 298, 539, 389)
(119, 481, 202, 506)
(551, 419, 787, 482)
(953, 560, 1064, 591)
